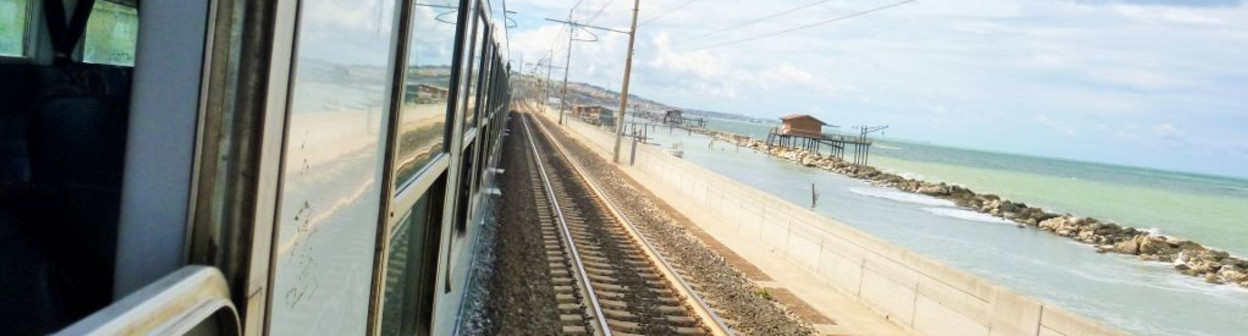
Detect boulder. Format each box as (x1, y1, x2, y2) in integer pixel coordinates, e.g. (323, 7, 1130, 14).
(917, 185, 948, 196)
(998, 201, 1019, 213)
(1139, 236, 1175, 256)
(1218, 266, 1246, 283)
(1114, 238, 1141, 255)
(800, 156, 817, 167)
(1190, 262, 1216, 274)
(1077, 229, 1096, 242)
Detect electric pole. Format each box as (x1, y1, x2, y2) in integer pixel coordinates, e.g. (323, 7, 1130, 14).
(559, 22, 574, 125)
(612, 0, 641, 163)
(543, 17, 629, 125)
(526, 59, 562, 110)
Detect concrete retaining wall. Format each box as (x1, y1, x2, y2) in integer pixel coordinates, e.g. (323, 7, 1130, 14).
(539, 110, 1124, 336)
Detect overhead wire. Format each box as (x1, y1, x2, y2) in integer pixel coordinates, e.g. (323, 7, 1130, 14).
(681, 0, 919, 52)
(639, 0, 707, 26)
(585, 0, 615, 26)
(676, 0, 834, 43)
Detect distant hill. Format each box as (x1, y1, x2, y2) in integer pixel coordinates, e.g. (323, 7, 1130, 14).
(517, 74, 772, 124)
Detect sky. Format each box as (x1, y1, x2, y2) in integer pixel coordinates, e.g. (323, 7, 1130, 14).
(501, 0, 1248, 179)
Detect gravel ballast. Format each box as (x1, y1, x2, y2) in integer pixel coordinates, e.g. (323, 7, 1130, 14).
(530, 113, 816, 336)
(468, 115, 563, 335)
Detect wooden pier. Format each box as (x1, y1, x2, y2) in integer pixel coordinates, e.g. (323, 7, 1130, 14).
(766, 114, 886, 165)
(766, 128, 877, 164)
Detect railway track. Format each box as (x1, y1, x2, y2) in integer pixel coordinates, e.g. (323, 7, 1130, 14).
(519, 112, 733, 336)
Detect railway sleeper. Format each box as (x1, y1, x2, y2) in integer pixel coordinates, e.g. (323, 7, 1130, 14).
(597, 299, 630, 311)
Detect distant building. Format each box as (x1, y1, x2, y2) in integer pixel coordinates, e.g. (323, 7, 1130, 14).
(598, 108, 616, 127)
(407, 83, 448, 103)
(663, 110, 683, 124)
(779, 114, 827, 138)
(572, 105, 615, 126)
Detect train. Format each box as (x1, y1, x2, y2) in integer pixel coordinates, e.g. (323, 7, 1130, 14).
(0, 0, 514, 335)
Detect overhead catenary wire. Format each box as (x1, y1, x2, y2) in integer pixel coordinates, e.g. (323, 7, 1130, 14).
(681, 0, 919, 52)
(676, 0, 834, 43)
(639, 0, 707, 26)
(586, 0, 615, 26)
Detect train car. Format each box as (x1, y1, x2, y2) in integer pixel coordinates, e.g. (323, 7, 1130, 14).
(0, 0, 512, 335)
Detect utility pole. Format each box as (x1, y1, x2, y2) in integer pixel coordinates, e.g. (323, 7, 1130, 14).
(559, 22, 574, 125)
(543, 17, 628, 125)
(526, 59, 561, 111)
(612, 0, 642, 163)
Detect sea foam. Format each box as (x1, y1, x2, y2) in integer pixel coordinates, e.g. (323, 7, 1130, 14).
(922, 207, 1015, 225)
(849, 187, 954, 207)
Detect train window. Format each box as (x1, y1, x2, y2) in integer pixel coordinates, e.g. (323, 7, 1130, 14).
(463, 14, 486, 129)
(83, 1, 139, 66)
(267, 0, 396, 333)
(0, 0, 31, 57)
(476, 46, 492, 121)
(454, 142, 474, 234)
(380, 178, 444, 336)
(392, 1, 462, 192)
(453, 9, 476, 134)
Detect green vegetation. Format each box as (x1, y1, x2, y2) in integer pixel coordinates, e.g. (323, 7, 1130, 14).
(755, 288, 773, 301)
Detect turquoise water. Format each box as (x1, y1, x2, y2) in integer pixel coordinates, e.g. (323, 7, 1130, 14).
(638, 117, 1248, 336)
(698, 117, 1248, 257)
(869, 143, 1248, 258)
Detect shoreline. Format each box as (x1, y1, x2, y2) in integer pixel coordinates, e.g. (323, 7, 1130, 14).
(670, 123, 1248, 290)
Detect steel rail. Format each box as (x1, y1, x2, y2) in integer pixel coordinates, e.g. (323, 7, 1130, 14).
(525, 107, 735, 336)
(519, 113, 613, 336)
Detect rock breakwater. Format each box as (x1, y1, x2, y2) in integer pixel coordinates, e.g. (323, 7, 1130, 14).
(684, 126, 1248, 289)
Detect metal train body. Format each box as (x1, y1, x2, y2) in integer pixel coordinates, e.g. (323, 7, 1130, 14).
(0, 0, 512, 334)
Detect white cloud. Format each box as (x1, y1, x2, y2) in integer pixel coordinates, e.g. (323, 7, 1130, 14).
(1034, 114, 1078, 137)
(650, 32, 732, 80)
(1086, 67, 1189, 91)
(505, 0, 1248, 176)
(1152, 123, 1185, 139)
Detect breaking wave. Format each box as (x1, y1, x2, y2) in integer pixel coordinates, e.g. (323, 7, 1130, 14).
(922, 207, 1015, 225)
(849, 187, 954, 207)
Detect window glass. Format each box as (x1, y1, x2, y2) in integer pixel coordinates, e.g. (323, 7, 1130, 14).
(380, 187, 441, 336)
(84, 1, 139, 66)
(453, 11, 476, 134)
(268, 0, 396, 334)
(0, 0, 28, 57)
(455, 142, 474, 233)
(476, 48, 492, 120)
(464, 16, 486, 129)
(393, 1, 462, 192)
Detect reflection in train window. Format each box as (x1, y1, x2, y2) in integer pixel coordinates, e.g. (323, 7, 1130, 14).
(464, 14, 486, 129)
(476, 44, 492, 121)
(267, 0, 395, 333)
(453, 9, 476, 135)
(393, 1, 461, 192)
(84, 1, 140, 66)
(380, 181, 443, 336)
(455, 142, 474, 234)
(0, 0, 30, 57)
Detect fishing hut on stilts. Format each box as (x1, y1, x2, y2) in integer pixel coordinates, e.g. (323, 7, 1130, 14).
(766, 114, 886, 165)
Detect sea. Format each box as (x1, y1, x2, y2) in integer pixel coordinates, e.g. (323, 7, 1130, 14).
(637, 116, 1248, 336)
